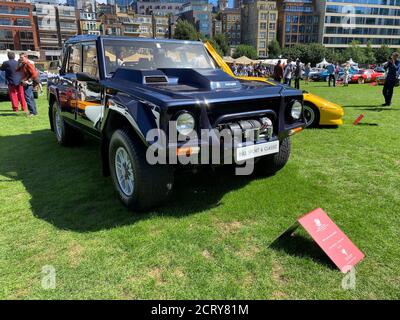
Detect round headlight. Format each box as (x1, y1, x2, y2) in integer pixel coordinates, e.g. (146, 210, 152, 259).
(176, 112, 195, 136)
(291, 100, 303, 120)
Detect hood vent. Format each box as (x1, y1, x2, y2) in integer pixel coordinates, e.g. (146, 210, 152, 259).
(144, 76, 168, 84)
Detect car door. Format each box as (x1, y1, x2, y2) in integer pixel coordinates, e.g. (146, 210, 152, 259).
(75, 41, 102, 137)
(58, 43, 81, 122)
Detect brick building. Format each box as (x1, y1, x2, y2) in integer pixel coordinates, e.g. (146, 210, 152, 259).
(0, 0, 39, 51)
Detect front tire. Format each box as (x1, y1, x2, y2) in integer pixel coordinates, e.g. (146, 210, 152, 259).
(256, 138, 291, 176)
(358, 77, 365, 84)
(109, 129, 173, 211)
(303, 103, 320, 128)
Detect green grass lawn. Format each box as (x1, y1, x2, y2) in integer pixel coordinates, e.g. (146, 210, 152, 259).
(0, 82, 399, 299)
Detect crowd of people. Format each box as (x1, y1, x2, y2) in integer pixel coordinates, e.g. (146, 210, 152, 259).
(230, 62, 273, 78)
(231, 54, 400, 107)
(271, 59, 310, 89)
(0, 52, 38, 116)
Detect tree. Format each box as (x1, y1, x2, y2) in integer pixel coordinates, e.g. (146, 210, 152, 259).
(343, 41, 366, 64)
(173, 20, 199, 41)
(213, 34, 229, 56)
(326, 48, 344, 64)
(364, 41, 376, 65)
(232, 44, 258, 59)
(282, 44, 309, 63)
(267, 40, 281, 58)
(375, 44, 392, 64)
(206, 37, 224, 57)
(307, 43, 329, 65)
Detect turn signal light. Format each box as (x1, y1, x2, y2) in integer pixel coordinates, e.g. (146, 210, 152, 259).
(289, 127, 303, 136)
(176, 147, 200, 156)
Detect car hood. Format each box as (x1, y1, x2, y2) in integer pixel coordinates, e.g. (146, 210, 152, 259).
(101, 68, 303, 108)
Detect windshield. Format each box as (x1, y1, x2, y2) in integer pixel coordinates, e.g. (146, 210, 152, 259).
(103, 39, 215, 75)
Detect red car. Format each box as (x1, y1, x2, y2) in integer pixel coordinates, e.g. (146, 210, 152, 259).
(350, 69, 384, 84)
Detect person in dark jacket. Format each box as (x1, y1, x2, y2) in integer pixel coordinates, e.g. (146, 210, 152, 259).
(18, 53, 39, 116)
(382, 52, 400, 107)
(0, 52, 27, 113)
(273, 60, 283, 83)
(294, 59, 303, 89)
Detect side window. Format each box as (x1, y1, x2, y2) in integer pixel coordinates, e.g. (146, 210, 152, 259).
(67, 44, 81, 74)
(82, 42, 98, 78)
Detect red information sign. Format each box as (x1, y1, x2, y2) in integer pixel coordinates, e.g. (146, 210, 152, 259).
(298, 208, 365, 273)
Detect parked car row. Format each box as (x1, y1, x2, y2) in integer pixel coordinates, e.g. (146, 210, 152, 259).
(0, 71, 8, 97)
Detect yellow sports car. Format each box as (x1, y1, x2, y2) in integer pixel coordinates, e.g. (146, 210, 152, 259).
(204, 42, 344, 128)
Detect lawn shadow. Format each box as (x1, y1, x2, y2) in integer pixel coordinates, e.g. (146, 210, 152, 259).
(0, 129, 258, 232)
(359, 107, 400, 112)
(355, 123, 379, 126)
(342, 105, 382, 109)
(270, 232, 336, 270)
(0, 113, 17, 117)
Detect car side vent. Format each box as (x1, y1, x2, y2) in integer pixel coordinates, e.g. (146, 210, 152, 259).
(144, 76, 168, 84)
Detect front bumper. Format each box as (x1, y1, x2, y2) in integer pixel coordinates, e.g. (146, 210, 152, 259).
(167, 135, 282, 165)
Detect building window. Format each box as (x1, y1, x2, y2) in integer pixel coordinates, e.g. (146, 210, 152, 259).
(11, 7, 29, 16)
(15, 19, 31, 26)
(19, 31, 33, 40)
(0, 18, 11, 26)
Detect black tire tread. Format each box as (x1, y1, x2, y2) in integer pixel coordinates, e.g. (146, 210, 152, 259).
(109, 128, 173, 211)
(52, 101, 82, 146)
(256, 137, 291, 176)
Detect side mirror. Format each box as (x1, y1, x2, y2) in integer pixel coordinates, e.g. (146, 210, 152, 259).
(76, 72, 97, 82)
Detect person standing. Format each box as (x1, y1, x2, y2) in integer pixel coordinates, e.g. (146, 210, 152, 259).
(283, 59, 293, 86)
(334, 63, 340, 84)
(382, 52, 400, 107)
(327, 62, 336, 87)
(18, 53, 39, 116)
(273, 60, 283, 83)
(294, 59, 303, 89)
(343, 63, 350, 87)
(303, 63, 311, 85)
(231, 63, 238, 76)
(0, 52, 27, 113)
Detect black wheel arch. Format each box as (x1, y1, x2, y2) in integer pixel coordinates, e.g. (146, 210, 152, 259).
(101, 108, 149, 177)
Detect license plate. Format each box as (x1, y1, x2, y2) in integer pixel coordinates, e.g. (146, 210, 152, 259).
(235, 141, 280, 162)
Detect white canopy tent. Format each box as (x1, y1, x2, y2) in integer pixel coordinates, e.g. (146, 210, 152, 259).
(223, 56, 235, 64)
(261, 58, 288, 66)
(316, 58, 330, 68)
(346, 58, 358, 67)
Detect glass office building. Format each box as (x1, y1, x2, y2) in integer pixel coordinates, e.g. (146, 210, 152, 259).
(317, 0, 400, 47)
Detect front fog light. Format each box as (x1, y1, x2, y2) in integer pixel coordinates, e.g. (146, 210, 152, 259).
(291, 101, 303, 120)
(176, 112, 195, 136)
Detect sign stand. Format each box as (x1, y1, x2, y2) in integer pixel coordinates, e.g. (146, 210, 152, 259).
(271, 208, 365, 273)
